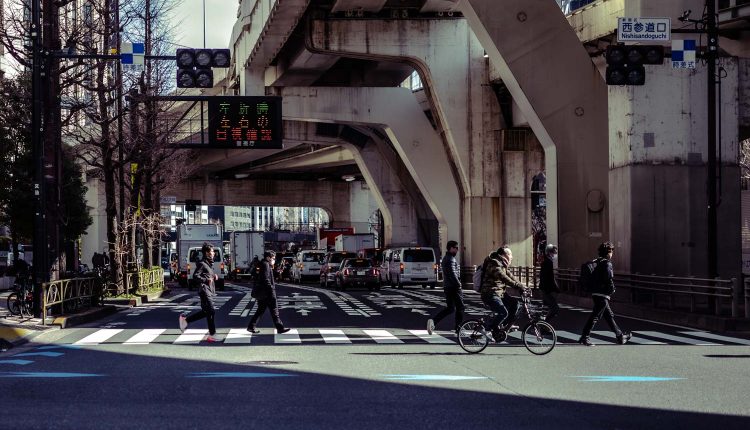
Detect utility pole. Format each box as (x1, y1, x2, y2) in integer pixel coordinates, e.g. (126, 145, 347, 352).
(117, 1, 125, 224)
(31, 0, 47, 317)
(707, 0, 718, 278)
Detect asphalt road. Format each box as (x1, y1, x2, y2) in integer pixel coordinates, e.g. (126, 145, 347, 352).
(1, 280, 749, 430)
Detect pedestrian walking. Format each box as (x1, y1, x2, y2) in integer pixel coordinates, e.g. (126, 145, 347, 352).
(247, 250, 291, 334)
(578, 241, 631, 346)
(480, 246, 525, 341)
(179, 242, 221, 342)
(427, 240, 465, 335)
(539, 243, 560, 322)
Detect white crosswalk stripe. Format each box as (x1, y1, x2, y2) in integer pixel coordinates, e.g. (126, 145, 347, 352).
(593, 331, 665, 345)
(124, 329, 166, 345)
(224, 328, 253, 344)
(275, 329, 301, 344)
(174, 329, 208, 344)
(677, 331, 750, 345)
(635, 331, 719, 345)
(363, 329, 403, 344)
(408, 330, 454, 344)
(320, 329, 352, 344)
(74, 329, 123, 345)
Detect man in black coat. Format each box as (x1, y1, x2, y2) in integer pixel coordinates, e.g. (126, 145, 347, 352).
(427, 241, 465, 335)
(247, 250, 291, 334)
(539, 244, 560, 322)
(179, 242, 220, 342)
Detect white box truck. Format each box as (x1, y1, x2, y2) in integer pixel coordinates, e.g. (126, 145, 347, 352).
(176, 224, 224, 289)
(334, 233, 375, 253)
(230, 230, 265, 278)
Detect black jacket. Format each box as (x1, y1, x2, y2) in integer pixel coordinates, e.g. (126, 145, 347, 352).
(193, 258, 216, 298)
(592, 258, 616, 296)
(253, 260, 276, 299)
(441, 253, 461, 291)
(539, 257, 559, 293)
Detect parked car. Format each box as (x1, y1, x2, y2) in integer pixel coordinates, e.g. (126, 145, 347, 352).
(335, 258, 380, 291)
(387, 247, 438, 289)
(320, 251, 356, 288)
(291, 250, 326, 283)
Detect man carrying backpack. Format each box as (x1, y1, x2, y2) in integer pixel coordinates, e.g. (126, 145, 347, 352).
(480, 246, 526, 342)
(427, 241, 464, 335)
(578, 241, 632, 346)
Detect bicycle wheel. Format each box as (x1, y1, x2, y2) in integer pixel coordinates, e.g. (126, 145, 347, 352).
(522, 321, 556, 355)
(457, 319, 490, 354)
(7, 293, 21, 316)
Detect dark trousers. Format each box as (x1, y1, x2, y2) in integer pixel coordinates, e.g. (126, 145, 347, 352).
(542, 291, 560, 322)
(248, 295, 285, 330)
(186, 292, 216, 335)
(581, 295, 622, 339)
(482, 294, 519, 331)
(432, 288, 465, 331)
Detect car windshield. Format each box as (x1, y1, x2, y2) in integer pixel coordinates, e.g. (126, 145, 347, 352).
(330, 253, 356, 264)
(402, 249, 434, 262)
(303, 253, 324, 262)
(346, 260, 373, 268)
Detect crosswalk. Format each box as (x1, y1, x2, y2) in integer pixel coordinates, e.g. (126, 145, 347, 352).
(58, 327, 750, 347)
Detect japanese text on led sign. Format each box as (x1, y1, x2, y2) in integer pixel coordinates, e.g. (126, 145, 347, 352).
(208, 96, 282, 149)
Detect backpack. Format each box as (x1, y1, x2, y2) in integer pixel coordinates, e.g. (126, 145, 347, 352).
(578, 258, 601, 294)
(472, 264, 484, 292)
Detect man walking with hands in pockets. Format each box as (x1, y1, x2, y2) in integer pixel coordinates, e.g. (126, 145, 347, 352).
(427, 240, 465, 335)
(179, 242, 221, 342)
(247, 250, 291, 334)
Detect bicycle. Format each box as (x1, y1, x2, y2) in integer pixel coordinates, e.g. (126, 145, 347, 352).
(7, 277, 34, 317)
(457, 288, 557, 355)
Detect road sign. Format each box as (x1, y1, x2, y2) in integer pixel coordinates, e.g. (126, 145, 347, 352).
(207, 96, 283, 149)
(120, 42, 145, 70)
(671, 39, 697, 69)
(617, 17, 670, 42)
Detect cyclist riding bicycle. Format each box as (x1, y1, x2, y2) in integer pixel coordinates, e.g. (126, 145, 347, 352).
(479, 246, 527, 342)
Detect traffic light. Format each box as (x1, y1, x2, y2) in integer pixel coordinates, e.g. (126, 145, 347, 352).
(605, 45, 664, 86)
(175, 48, 231, 88)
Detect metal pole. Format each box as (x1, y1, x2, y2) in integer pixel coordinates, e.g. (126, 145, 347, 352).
(31, 0, 48, 317)
(707, 0, 718, 278)
(117, 1, 125, 224)
(203, 0, 206, 49)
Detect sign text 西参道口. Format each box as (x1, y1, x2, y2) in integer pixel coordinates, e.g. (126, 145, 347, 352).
(617, 17, 671, 42)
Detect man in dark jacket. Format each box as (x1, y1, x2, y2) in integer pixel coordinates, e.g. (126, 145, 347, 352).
(179, 242, 220, 342)
(480, 246, 525, 342)
(539, 243, 560, 322)
(578, 241, 631, 346)
(427, 241, 465, 335)
(247, 251, 291, 334)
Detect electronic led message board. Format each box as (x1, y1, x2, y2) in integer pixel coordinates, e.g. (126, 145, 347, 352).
(207, 96, 282, 149)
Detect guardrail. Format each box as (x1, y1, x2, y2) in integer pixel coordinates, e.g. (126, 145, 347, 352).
(41, 277, 97, 324)
(124, 267, 165, 295)
(461, 265, 748, 318)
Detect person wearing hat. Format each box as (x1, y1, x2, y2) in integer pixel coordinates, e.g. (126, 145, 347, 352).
(539, 243, 560, 322)
(247, 250, 291, 334)
(427, 240, 465, 335)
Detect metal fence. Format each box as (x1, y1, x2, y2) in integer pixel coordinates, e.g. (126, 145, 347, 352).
(461, 265, 749, 319)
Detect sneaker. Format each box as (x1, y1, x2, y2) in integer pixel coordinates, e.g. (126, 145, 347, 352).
(206, 335, 221, 343)
(617, 332, 632, 345)
(578, 337, 595, 347)
(480, 327, 494, 343)
(247, 327, 260, 334)
(178, 314, 187, 333)
(426, 319, 435, 335)
(277, 328, 291, 334)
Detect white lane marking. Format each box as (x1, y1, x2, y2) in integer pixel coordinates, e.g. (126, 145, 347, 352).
(593, 331, 665, 345)
(553, 330, 612, 344)
(637, 331, 719, 345)
(74, 329, 124, 345)
(320, 329, 352, 344)
(408, 330, 454, 344)
(224, 328, 253, 344)
(123, 329, 166, 345)
(677, 331, 750, 345)
(275, 329, 301, 344)
(174, 329, 208, 344)
(363, 329, 403, 344)
(240, 309, 250, 317)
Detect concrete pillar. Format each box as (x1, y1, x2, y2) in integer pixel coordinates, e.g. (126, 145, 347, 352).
(459, 0, 610, 268)
(279, 86, 458, 253)
(609, 60, 741, 279)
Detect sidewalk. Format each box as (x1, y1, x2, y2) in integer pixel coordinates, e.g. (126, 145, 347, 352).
(0, 281, 176, 350)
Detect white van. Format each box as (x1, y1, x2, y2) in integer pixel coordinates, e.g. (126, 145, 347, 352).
(292, 250, 326, 283)
(187, 246, 226, 290)
(387, 247, 438, 289)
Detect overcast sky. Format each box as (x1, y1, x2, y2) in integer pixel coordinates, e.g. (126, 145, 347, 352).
(171, 0, 238, 50)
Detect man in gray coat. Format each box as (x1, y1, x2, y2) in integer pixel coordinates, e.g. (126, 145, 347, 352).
(179, 242, 220, 342)
(427, 241, 465, 334)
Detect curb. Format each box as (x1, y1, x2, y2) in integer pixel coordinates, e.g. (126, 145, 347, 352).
(103, 288, 172, 307)
(51, 305, 118, 329)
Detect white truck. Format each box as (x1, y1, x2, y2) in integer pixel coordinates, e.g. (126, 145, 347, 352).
(229, 230, 265, 278)
(334, 233, 375, 253)
(176, 224, 224, 289)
